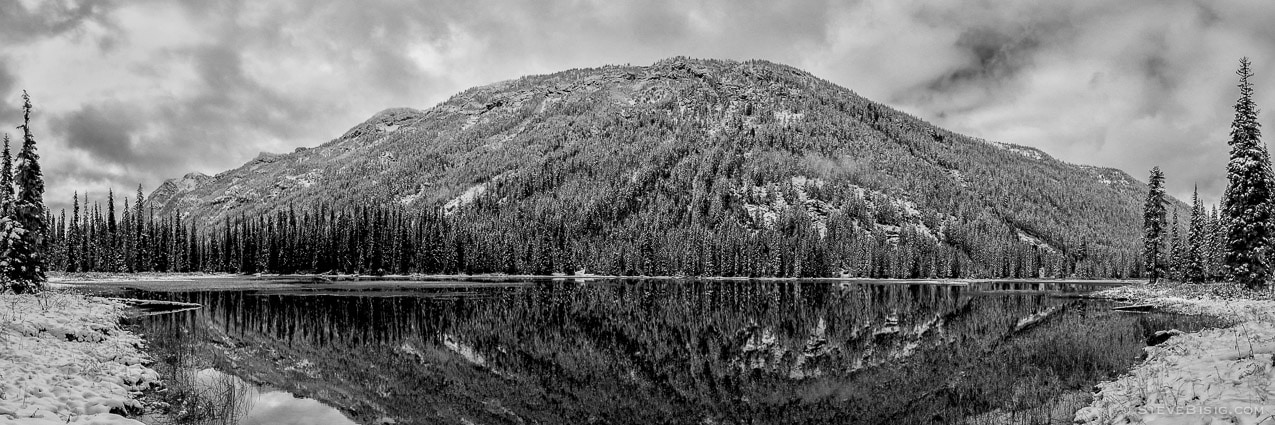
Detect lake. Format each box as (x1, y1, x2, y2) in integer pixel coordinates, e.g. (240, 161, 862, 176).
(104, 278, 1226, 424)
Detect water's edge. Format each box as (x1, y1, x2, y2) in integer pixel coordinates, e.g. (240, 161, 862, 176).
(108, 279, 1227, 425)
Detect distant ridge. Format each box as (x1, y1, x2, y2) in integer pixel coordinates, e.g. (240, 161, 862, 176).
(150, 57, 1185, 277)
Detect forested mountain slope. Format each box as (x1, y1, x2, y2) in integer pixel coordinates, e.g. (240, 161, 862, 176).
(148, 57, 1180, 277)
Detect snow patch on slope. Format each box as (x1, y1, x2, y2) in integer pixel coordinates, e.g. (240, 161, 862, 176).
(1015, 229, 1057, 253)
(283, 170, 321, 189)
(398, 184, 431, 206)
(773, 110, 804, 125)
(738, 179, 947, 243)
(847, 184, 942, 242)
(739, 176, 830, 235)
(443, 184, 488, 215)
(947, 169, 968, 188)
(1079, 165, 1134, 187)
(993, 142, 1045, 160)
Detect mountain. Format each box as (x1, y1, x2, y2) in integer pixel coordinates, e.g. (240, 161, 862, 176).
(146, 57, 1181, 277)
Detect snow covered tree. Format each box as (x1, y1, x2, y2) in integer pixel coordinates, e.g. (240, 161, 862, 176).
(1185, 186, 1206, 283)
(1143, 167, 1168, 283)
(0, 217, 30, 292)
(1208, 206, 1226, 281)
(67, 192, 80, 272)
(1222, 58, 1274, 289)
(8, 91, 46, 290)
(134, 184, 147, 272)
(0, 134, 12, 216)
(1168, 209, 1183, 281)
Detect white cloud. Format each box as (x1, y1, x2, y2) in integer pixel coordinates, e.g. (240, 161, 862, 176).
(2, 0, 1274, 211)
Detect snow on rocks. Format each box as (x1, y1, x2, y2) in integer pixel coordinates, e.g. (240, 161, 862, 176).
(0, 291, 159, 424)
(1075, 284, 1275, 424)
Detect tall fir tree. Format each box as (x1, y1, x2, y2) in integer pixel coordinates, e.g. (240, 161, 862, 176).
(68, 192, 80, 272)
(0, 134, 12, 216)
(106, 189, 116, 235)
(106, 188, 119, 271)
(1143, 166, 1168, 283)
(1208, 206, 1226, 281)
(134, 185, 147, 272)
(1222, 57, 1275, 289)
(1185, 185, 1206, 283)
(1169, 209, 1183, 281)
(8, 91, 46, 291)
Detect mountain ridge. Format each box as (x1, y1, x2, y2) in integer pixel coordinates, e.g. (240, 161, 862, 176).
(147, 56, 1181, 277)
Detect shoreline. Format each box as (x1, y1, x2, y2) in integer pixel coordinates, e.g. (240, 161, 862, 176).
(1077, 282, 1275, 424)
(0, 290, 161, 424)
(48, 272, 1139, 294)
(47, 270, 1140, 284)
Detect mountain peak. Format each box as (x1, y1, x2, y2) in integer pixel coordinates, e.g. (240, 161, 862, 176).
(339, 107, 427, 140)
(150, 172, 212, 209)
(148, 57, 1174, 276)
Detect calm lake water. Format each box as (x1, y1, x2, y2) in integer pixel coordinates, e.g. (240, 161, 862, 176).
(109, 279, 1227, 425)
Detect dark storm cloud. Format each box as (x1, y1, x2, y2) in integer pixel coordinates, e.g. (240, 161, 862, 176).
(51, 102, 138, 164)
(180, 44, 320, 138)
(844, 0, 1275, 206)
(46, 40, 332, 196)
(6, 0, 1275, 211)
(948, 28, 1039, 84)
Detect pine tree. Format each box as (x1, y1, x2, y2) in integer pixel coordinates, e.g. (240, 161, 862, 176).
(6, 91, 46, 291)
(134, 185, 147, 272)
(1185, 185, 1206, 283)
(121, 197, 133, 272)
(1143, 167, 1168, 283)
(1222, 58, 1274, 289)
(0, 134, 12, 216)
(1169, 209, 1183, 281)
(106, 189, 116, 235)
(68, 192, 80, 272)
(1207, 206, 1225, 281)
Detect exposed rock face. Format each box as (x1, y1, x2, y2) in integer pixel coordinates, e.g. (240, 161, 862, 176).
(150, 172, 211, 210)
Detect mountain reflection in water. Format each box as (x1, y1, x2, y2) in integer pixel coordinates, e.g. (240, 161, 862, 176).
(124, 279, 1226, 424)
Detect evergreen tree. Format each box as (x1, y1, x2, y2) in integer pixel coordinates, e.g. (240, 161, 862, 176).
(107, 189, 116, 235)
(1222, 58, 1274, 289)
(1185, 185, 1206, 283)
(1169, 209, 1183, 281)
(68, 192, 80, 272)
(106, 189, 119, 271)
(1209, 206, 1226, 281)
(0, 134, 12, 216)
(3, 91, 45, 291)
(1143, 167, 1167, 283)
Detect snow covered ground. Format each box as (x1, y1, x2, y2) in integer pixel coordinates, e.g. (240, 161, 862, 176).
(0, 291, 159, 424)
(1076, 283, 1275, 424)
(48, 272, 236, 284)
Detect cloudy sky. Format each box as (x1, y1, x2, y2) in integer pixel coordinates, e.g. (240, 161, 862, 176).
(2, 0, 1273, 212)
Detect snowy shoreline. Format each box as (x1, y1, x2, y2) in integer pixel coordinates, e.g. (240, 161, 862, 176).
(1077, 283, 1275, 424)
(0, 291, 160, 424)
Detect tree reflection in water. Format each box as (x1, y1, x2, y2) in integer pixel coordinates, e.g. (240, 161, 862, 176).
(127, 280, 1228, 424)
